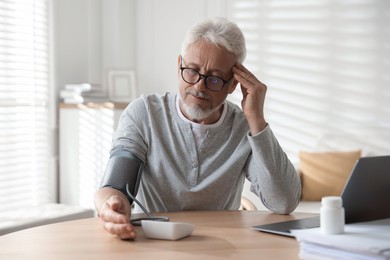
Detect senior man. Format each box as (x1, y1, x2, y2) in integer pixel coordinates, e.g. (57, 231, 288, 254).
(95, 17, 301, 239)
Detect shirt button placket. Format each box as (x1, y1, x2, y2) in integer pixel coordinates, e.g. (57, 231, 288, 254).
(189, 162, 198, 186)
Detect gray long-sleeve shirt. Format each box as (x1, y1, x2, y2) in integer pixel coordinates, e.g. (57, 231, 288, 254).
(111, 93, 301, 214)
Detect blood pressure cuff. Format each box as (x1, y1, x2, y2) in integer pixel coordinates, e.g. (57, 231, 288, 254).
(100, 150, 143, 204)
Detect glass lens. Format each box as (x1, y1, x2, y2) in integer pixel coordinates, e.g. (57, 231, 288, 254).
(182, 68, 200, 83)
(206, 76, 224, 90)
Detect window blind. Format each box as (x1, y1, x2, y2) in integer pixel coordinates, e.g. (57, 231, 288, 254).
(228, 0, 390, 163)
(0, 0, 52, 211)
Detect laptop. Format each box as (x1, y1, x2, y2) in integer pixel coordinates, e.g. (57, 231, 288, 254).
(252, 155, 390, 237)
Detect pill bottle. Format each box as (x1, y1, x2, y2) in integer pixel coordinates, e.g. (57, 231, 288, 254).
(320, 196, 345, 234)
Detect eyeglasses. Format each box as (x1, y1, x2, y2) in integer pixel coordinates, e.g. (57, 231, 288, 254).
(180, 56, 233, 92)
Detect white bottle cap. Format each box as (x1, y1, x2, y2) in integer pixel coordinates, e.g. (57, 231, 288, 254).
(321, 196, 343, 207)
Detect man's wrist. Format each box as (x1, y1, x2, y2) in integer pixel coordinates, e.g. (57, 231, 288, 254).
(248, 117, 267, 135)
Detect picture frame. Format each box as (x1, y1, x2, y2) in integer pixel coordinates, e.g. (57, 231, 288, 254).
(107, 69, 137, 102)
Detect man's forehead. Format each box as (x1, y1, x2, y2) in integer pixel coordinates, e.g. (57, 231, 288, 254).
(184, 41, 236, 70)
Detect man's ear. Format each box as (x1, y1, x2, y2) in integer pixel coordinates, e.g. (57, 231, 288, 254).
(228, 79, 239, 94)
(177, 55, 181, 76)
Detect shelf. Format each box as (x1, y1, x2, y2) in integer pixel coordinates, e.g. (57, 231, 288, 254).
(59, 102, 128, 110)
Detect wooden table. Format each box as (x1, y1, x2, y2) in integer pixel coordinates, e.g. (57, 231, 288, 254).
(0, 210, 316, 259)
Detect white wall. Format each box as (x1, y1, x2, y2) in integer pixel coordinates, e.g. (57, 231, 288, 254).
(54, 0, 136, 95)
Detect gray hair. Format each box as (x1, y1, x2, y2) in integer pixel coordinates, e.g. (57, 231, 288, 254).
(180, 17, 246, 63)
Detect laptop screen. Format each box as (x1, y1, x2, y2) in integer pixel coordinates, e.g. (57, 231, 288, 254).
(342, 155, 390, 223)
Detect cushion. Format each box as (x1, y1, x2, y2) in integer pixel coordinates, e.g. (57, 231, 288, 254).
(299, 150, 361, 201)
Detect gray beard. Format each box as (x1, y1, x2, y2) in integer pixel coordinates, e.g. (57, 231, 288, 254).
(181, 102, 222, 121)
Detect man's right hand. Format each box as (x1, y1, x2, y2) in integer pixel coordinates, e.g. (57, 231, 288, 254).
(96, 189, 136, 240)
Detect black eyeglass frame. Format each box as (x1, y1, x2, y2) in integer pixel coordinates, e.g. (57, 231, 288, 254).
(179, 56, 234, 92)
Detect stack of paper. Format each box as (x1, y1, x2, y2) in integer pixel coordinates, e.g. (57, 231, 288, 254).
(60, 83, 92, 104)
(292, 218, 390, 260)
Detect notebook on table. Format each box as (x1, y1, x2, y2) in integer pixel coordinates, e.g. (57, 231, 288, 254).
(252, 155, 390, 237)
